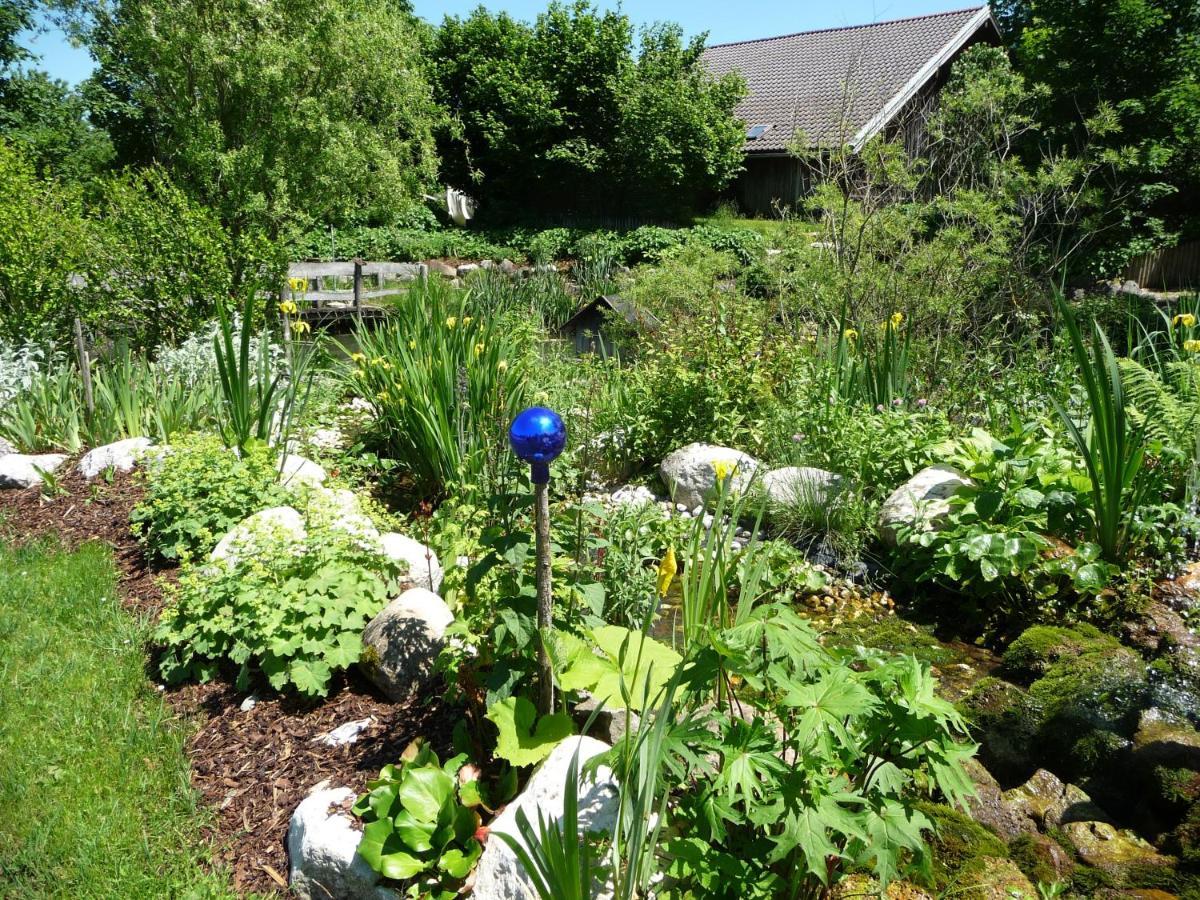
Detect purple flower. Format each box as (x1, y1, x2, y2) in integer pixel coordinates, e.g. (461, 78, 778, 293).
(916, 398, 928, 409)
(892, 397, 903, 407)
(875, 404, 885, 413)
(792, 432, 805, 443)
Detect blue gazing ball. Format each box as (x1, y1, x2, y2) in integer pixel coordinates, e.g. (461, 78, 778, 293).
(508, 406, 567, 465)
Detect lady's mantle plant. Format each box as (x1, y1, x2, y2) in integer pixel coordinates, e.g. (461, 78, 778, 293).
(154, 508, 402, 697)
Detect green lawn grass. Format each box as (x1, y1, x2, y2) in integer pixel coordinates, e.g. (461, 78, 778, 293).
(0, 540, 241, 899)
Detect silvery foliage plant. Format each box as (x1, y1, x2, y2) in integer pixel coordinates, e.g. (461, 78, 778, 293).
(0, 340, 60, 405)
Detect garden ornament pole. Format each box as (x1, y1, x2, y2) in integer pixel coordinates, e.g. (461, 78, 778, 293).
(508, 406, 567, 715)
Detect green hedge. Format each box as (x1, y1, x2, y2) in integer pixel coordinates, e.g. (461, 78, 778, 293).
(291, 222, 767, 266)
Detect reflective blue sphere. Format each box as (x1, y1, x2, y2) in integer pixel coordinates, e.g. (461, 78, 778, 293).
(508, 407, 567, 465)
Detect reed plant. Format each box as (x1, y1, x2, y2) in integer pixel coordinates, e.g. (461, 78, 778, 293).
(349, 279, 527, 499)
(1053, 292, 1156, 562)
(213, 289, 283, 453)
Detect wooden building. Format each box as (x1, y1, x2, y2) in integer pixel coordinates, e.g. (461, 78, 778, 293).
(701, 6, 1001, 216)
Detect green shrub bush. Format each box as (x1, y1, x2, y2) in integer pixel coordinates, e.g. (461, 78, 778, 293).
(155, 502, 400, 697)
(130, 433, 288, 562)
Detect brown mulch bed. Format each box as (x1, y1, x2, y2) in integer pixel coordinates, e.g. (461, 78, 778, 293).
(0, 463, 455, 897)
(0, 462, 171, 615)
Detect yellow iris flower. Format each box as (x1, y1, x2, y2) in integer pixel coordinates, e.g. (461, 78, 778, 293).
(656, 546, 677, 598)
(291, 320, 311, 335)
(278, 300, 298, 315)
(843, 328, 859, 342)
(288, 277, 307, 293)
(712, 459, 737, 483)
(1173, 313, 1197, 328)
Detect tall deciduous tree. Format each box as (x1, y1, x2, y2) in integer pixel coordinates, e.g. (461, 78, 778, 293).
(997, 0, 1200, 252)
(0, 0, 112, 181)
(77, 0, 441, 237)
(432, 1, 745, 221)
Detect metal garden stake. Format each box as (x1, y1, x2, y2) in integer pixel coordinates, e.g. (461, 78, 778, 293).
(507, 406, 567, 714)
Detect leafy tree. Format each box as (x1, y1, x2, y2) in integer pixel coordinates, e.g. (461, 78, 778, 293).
(431, 1, 745, 221)
(997, 0, 1200, 258)
(0, 138, 87, 343)
(75, 0, 441, 237)
(0, 1, 112, 180)
(0, 70, 113, 181)
(81, 166, 243, 349)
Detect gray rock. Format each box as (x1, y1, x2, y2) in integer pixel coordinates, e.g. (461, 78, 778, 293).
(0, 453, 68, 489)
(379, 532, 443, 593)
(280, 454, 327, 488)
(0, 436, 15, 456)
(287, 785, 398, 900)
(360, 588, 453, 701)
(210, 506, 307, 563)
(427, 260, 456, 278)
(499, 258, 518, 274)
(878, 464, 973, 546)
(609, 484, 656, 507)
(456, 263, 480, 277)
(574, 694, 639, 745)
(314, 717, 375, 747)
(473, 737, 617, 900)
(659, 443, 760, 509)
(77, 437, 153, 479)
(762, 466, 845, 509)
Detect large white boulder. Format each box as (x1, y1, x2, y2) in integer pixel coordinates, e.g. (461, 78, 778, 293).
(280, 454, 327, 488)
(659, 443, 759, 509)
(77, 437, 153, 479)
(379, 532, 443, 593)
(762, 466, 846, 509)
(360, 588, 453, 701)
(210, 506, 307, 563)
(473, 736, 618, 900)
(878, 464, 973, 546)
(286, 785, 398, 900)
(0, 453, 68, 489)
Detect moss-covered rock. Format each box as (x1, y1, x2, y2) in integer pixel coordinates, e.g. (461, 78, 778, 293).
(963, 757, 1036, 842)
(1001, 768, 1110, 831)
(1002, 623, 1117, 682)
(916, 801, 1009, 893)
(953, 857, 1038, 899)
(1063, 821, 1175, 880)
(1009, 832, 1075, 884)
(960, 676, 1042, 784)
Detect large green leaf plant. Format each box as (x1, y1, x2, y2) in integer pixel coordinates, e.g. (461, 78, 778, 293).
(352, 740, 484, 897)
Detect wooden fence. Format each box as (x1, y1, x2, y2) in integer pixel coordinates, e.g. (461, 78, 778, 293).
(284, 260, 427, 311)
(1122, 240, 1200, 291)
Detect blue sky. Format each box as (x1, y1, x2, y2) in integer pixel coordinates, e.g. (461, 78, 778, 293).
(26, 0, 979, 85)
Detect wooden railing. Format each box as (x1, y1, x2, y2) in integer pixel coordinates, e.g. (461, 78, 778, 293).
(285, 260, 428, 310)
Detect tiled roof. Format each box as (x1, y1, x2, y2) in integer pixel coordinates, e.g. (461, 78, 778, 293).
(701, 6, 996, 153)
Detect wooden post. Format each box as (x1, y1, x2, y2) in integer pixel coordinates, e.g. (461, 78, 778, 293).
(353, 259, 364, 324)
(73, 317, 94, 421)
(534, 479, 554, 714)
